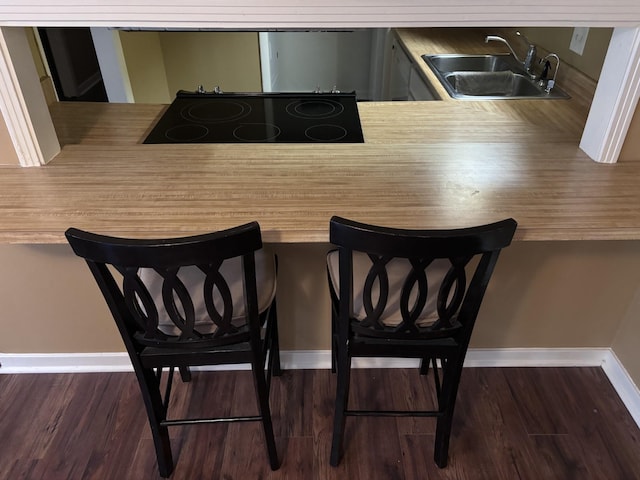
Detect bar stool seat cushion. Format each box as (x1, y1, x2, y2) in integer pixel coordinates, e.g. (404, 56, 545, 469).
(139, 249, 276, 335)
(327, 250, 450, 327)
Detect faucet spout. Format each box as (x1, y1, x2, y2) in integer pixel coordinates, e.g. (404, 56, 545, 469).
(485, 31, 537, 75)
(485, 35, 523, 63)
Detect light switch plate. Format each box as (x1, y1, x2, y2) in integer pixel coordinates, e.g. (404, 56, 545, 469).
(570, 27, 589, 55)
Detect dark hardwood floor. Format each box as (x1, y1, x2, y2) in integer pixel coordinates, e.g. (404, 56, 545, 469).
(1, 367, 639, 479)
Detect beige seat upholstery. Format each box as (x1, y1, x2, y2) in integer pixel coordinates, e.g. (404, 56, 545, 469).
(139, 249, 277, 335)
(327, 250, 449, 327)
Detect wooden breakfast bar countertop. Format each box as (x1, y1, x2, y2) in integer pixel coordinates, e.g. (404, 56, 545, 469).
(1, 100, 639, 244)
(1, 29, 639, 244)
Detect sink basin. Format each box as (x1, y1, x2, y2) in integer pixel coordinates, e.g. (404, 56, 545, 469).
(425, 53, 518, 73)
(445, 71, 543, 97)
(421, 54, 570, 100)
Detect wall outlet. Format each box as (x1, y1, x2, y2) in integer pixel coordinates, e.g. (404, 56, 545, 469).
(570, 27, 589, 55)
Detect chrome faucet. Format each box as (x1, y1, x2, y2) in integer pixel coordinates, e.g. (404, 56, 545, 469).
(485, 31, 537, 76)
(539, 53, 560, 93)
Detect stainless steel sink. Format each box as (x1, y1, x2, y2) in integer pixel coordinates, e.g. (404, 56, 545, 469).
(445, 71, 544, 97)
(422, 54, 570, 100)
(425, 54, 518, 73)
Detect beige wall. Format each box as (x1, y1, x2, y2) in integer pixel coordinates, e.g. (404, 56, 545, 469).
(519, 26, 638, 163)
(520, 27, 613, 82)
(538, 25, 640, 164)
(473, 240, 640, 348)
(3, 241, 640, 357)
(612, 284, 640, 383)
(619, 105, 640, 162)
(0, 244, 123, 353)
(520, 25, 639, 164)
(119, 31, 171, 104)
(0, 112, 20, 165)
(118, 31, 262, 104)
(160, 32, 262, 95)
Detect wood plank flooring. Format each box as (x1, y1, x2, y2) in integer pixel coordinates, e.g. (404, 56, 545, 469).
(0, 367, 638, 479)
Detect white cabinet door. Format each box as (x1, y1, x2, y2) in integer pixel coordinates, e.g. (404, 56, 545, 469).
(409, 66, 435, 100)
(389, 39, 411, 101)
(388, 34, 436, 101)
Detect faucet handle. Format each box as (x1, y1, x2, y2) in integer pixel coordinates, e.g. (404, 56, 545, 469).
(516, 31, 537, 75)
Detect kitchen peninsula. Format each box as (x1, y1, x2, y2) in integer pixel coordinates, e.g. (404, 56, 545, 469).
(3, 28, 626, 242)
(6, 76, 634, 242)
(1, 29, 640, 419)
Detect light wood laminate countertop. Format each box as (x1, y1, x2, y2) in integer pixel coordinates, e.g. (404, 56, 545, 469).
(0, 29, 638, 244)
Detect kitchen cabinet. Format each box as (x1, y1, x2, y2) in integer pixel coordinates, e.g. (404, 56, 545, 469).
(388, 33, 436, 101)
(408, 65, 435, 101)
(388, 35, 411, 100)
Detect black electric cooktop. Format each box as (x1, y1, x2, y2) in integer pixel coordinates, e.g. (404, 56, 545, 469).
(143, 91, 364, 144)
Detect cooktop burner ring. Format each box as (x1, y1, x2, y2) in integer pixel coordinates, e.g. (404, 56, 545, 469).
(233, 123, 282, 142)
(164, 124, 210, 142)
(305, 124, 348, 142)
(181, 100, 252, 124)
(286, 99, 344, 120)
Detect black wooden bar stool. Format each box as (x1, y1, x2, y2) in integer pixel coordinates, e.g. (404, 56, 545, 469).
(326, 216, 517, 468)
(66, 222, 281, 477)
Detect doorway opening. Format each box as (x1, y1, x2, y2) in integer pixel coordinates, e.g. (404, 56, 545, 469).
(37, 27, 108, 102)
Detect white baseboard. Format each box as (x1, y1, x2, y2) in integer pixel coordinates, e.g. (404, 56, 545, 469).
(0, 352, 134, 373)
(1, 348, 638, 429)
(465, 347, 612, 367)
(601, 349, 640, 428)
(283, 347, 613, 369)
(0, 347, 613, 373)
